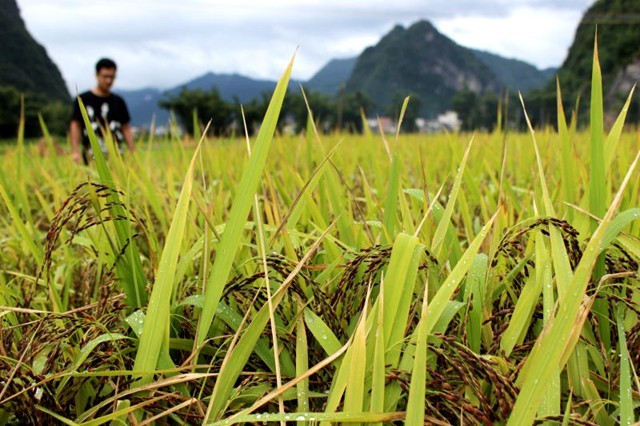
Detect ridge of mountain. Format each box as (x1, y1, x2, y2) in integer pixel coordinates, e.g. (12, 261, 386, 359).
(344, 20, 503, 117)
(470, 49, 556, 93)
(550, 0, 640, 123)
(0, 0, 69, 102)
(4, 0, 559, 127)
(304, 57, 358, 95)
(121, 20, 556, 125)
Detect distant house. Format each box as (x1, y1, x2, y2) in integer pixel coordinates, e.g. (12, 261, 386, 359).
(365, 116, 397, 134)
(416, 111, 461, 133)
(366, 111, 460, 134)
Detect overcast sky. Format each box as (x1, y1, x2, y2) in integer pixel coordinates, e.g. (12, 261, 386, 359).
(18, 0, 594, 93)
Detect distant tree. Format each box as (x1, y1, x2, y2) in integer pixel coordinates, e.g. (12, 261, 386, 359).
(339, 90, 374, 133)
(283, 89, 335, 133)
(0, 86, 21, 138)
(522, 88, 557, 129)
(387, 92, 422, 133)
(40, 100, 72, 136)
(1, 0, 70, 103)
(237, 92, 270, 135)
(528, 0, 640, 127)
(452, 88, 481, 131)
(159, 86, 350, 137)
(0, 85, 70, 139)
(159, 87, 234, 136)
(479, 90, 500, 131)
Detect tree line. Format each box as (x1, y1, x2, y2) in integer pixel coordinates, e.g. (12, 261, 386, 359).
(0, 85, 380, 140)
(0, 86, 69, 139)
(159, 86, 382, 136)
(8, 81, 633, 141)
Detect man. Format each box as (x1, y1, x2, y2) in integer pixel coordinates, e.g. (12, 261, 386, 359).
(69, 58, 135, 164)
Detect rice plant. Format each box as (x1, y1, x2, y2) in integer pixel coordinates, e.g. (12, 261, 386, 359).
(0, 43, 639, 425)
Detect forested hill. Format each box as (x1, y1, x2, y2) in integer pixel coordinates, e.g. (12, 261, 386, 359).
(0, 0, 69, 102)
(305, 58, 358, 96)
(470, 49, 556, 94)
(343, 20, 503, 117)
(553, 0, 640, 120)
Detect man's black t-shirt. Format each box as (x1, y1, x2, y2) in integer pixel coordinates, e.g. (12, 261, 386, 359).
(70, 91, 131, 153)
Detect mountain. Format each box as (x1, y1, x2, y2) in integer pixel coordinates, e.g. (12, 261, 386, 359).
(0, 0, 69, 101)
(344, 21, 503, 117)
(119, 20, 563, 126)
(164, 72, 284, 102)
(120, 72, 306, 126)
(553, 0, 640, 122)
(470, 49, 556, 94)
(119, 74, 277, 127)
(305, 57, 357, 95)
(118, 88, 168, 128)
(304, 41, 555, 104)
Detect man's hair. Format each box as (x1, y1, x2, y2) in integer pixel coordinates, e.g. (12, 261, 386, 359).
(96, 58, 117, 73)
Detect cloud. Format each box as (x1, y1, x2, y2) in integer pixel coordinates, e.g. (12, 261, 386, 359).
(435, 6, 585, 69)
(18, 0, 593, 91)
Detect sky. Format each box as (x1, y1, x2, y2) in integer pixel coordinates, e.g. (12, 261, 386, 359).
(18, 0, 595, 93)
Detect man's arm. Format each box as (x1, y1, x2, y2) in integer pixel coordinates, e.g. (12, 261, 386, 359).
(69, 120, 83, 164)
(121, 123, 135, 153)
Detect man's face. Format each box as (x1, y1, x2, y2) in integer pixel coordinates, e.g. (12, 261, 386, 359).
(96, 67, 116, 93)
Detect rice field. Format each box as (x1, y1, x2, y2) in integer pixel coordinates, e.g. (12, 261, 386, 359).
(1, 50, 639, 425)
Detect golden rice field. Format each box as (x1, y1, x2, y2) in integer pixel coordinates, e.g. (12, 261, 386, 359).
(0, 52, 639, 425)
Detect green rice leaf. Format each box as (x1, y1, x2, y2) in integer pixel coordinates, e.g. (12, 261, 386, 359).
(465, 254, 487, 353)
(215, 300, 282, 374)
(431, 136, 474, 263)
(588, 35, 606, 231)
(605, 85, 636, 173)
(507, 149, 640, 426)
(196, 54, 294, 346)
(304, 308, 343, 356)
(381, 153, 401, 244)
(208, 411, 404, 425)
(557, 78, 576, 205)
(132, 129, 203, 386)
(405, 284, 429, 425)
(34, 406, 78, 426)
(295, 298, 310, 413)
(500, 269, 541, 356)
(37, 113, 63, 177)
(381, 233, 421, 366)
(0, 182, 44, 266)
(616, 304, 634, 425)
(204, 223, 333, 422)
(343, 293, 369, 415)
(424, 211, 497, 336)
(76, 98, 147, 308)
(56, 333, 130, 396)
(601, 208, 640, 251)
(369, 289, 386, 421)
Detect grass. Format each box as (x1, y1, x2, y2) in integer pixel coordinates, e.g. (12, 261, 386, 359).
(0, 44, 639, 425)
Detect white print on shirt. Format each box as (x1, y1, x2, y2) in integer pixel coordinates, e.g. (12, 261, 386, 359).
(83, 102, 122, 155)
(101, 103, 109, 120)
